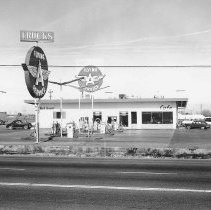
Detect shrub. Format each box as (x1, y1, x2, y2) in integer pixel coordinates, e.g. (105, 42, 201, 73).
(126, 147, 138, 156)
(33, 145, 45, 153)
(99, 148, 112, 157)
(163, 149, 175, 157)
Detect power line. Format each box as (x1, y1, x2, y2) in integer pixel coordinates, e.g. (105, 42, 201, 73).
(1, 64, 211, 68)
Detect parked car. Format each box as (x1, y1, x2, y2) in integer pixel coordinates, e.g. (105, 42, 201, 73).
(6, 120, 32, 130)
(183, 120, 210, 129)
(0, 120, 5, 125)
(205, 117, 211, 125)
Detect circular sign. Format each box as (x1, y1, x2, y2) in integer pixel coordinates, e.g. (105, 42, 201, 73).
(77, 66, 104, 93)
(24, 46, 50, 98)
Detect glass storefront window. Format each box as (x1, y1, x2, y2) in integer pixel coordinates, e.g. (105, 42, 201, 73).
(142, 112, 173, 124)
(163, 112, 173, 124)
(119, 112, 128, 127)
(53, 112, 66, 119)
(152, 112, 162, 124)
(142, 112, 151, 124)
(131, 112, 137, 124)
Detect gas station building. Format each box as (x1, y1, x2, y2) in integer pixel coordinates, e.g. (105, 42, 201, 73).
(25, 97, 188, 130)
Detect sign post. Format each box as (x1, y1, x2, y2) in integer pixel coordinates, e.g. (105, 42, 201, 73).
(34, 98, 40, 143)
(21, 30, 53, 143)
(22, 45, 50, 143)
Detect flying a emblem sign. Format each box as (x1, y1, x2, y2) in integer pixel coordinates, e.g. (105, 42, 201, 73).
(77, 66, 105, 93)
(22, 46, 50, 98)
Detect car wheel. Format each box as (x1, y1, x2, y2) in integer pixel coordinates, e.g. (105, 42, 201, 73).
(23, 125, 28, 130)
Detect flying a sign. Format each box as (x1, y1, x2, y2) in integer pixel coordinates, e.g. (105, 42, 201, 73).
(77, 66, 105, 93)
(22, 46, 50, 98)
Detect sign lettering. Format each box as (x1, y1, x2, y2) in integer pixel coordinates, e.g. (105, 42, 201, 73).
(160, 105, 172, 110)
(20, 30, 54, 42)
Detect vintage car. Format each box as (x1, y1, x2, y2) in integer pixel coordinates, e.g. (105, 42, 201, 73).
(183, 120, 210, 129)
(0, 120, 5, 125)
(205, 117, 211, 125)
(6, 120, 32, 130)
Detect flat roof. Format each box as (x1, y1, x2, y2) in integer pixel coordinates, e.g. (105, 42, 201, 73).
(25, 97, 188, 105)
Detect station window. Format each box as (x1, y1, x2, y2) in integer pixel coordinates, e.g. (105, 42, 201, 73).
(53, 112, 66, 119)
(163, 112, 173, 124)
(131, 112, 137, 124)
(142, 112, 173, 124)
(142, 112, 151, 124)
(119, 111, 128, 127)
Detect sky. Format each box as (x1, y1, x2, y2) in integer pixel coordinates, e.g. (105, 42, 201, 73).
(1, 0, 211, 113)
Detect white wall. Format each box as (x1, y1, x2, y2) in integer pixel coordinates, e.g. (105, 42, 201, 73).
(39, 101, 177, 129)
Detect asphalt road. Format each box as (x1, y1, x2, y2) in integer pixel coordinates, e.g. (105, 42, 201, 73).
(0, 157, 210, 209)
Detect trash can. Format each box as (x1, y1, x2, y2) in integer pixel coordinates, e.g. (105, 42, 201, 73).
(66, 123, 74, 138)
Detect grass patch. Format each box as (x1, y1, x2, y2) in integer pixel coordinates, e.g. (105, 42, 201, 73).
(0, 144, 210, 159)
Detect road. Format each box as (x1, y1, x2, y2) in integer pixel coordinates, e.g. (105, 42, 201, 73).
(0, 157, 210, 209)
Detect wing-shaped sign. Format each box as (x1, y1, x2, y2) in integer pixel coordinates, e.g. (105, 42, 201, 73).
(77, 66, 105, 93)
(22, 46, 50, 98)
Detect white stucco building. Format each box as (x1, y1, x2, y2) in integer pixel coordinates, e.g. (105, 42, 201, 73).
(25, 97, 188, 129)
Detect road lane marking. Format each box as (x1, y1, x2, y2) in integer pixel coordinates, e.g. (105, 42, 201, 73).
(116, 172, 177, 175)
(0, 182, 210, 193)
(0, 168, 25, 171)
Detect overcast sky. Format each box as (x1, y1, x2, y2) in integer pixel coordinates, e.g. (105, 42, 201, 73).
(1, 0, 211, 113)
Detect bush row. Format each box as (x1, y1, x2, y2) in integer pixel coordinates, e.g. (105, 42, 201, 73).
(0, 145, 211, 159)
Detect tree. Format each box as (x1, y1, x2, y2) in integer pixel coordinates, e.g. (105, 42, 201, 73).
(201, 109, 211, 117)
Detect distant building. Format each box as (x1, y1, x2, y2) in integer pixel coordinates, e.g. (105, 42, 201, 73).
(0, 112, 7, 121)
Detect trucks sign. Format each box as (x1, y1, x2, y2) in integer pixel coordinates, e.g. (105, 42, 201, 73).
(20, 30, 54, 42)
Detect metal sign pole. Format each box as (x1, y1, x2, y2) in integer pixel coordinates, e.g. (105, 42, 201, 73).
(91, 94, 94, 133)
(35, 98, 40, 143)
(79, 92, 81, 109)
(60, 84, 63, 138)
(91, 94, 94, 110)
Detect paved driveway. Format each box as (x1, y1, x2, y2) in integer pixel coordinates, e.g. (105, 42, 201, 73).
(0, 126, 210, 149)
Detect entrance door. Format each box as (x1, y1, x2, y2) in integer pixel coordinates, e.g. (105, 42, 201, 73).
(119, 112, 128, 127)
(107, 116, 117, 124)
(93, 112, 102, 123)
